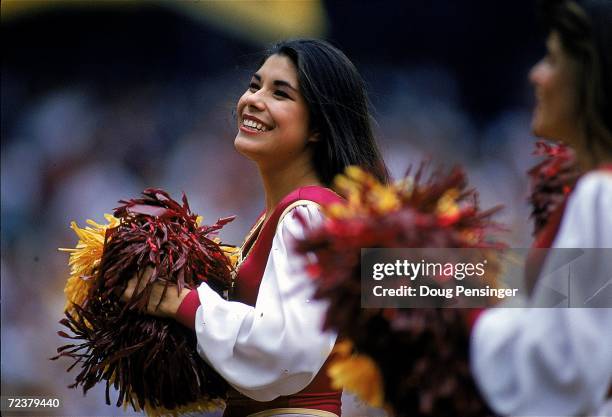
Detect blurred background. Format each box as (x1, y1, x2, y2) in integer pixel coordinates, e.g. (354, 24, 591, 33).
(2, 0, 544, 415)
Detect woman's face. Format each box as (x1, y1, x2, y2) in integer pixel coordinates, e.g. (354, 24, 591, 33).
(234, 54, 314, 169)
(529, 31, 580, 142)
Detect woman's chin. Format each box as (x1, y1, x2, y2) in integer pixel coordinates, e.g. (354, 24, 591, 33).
(530, 116, 548, 139)
(531, 124, 544, 138)
(531, 122, 565, 144)
(234, 134, 262, 160)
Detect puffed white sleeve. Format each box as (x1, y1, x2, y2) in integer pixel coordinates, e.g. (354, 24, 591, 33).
(471, 172, 612, 416)
(192, 204, 337, 401)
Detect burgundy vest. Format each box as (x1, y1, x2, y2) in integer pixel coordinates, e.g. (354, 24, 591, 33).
(223, 186, 344, 417)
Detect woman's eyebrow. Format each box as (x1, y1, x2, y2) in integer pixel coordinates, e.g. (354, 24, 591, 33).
(252, 73, 297, 91)
(273, 80, 298, 92)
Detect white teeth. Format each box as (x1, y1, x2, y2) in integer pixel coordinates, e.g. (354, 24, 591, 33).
(242, 118, 268, 132)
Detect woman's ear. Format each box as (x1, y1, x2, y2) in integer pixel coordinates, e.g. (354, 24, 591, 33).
(307, 132, 321, 143)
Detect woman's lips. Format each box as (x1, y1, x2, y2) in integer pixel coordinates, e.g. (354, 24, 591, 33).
(241, 114, 272, 131)
(239, 124, 266, 135)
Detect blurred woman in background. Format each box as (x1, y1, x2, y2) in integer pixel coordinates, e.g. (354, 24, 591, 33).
(471, 0, 612, 415)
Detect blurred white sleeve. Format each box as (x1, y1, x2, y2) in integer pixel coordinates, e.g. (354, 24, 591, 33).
(471, 172, 612, 416)
(192, 204, 337, 401)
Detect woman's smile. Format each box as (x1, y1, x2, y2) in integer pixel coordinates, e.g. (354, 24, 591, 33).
(240, 114, 273, 134)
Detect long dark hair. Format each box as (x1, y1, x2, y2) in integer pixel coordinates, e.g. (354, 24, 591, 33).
(538, 0, 612, 162)
(262, 39, 389, 185)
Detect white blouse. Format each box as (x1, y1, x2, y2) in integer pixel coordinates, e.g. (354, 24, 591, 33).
(471, 172, 612, 416)
(192, 204, 337, 401)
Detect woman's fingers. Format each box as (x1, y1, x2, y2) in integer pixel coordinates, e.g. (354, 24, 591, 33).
(121, 266, 154, 302)
(147, 281, 166, 315)
(121, 276, 137, 302)
(119, 266, 187, 318)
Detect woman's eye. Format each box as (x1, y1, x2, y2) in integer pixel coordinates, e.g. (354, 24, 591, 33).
(274, 90, 289, 98)
(249, 82, 259, 91)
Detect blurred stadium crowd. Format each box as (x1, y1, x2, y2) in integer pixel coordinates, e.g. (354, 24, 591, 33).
(2, 1, 543, 415)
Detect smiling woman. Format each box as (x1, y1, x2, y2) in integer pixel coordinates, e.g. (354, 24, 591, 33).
(122, 39, 388, 417)
(235, 54, 316, 185)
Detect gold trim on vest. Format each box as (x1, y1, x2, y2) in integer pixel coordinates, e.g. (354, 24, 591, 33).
(276, 200, 322, 229)
(247, 408, 339, 417)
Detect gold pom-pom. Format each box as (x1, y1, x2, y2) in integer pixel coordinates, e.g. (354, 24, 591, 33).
(59, 214, 119, 313)
(330, 166, 402, 219)
(328, 340, 384, 408)
(220, 245, 240, 269)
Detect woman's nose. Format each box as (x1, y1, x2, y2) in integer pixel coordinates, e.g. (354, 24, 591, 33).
(245, 90, 266, 110)
(529, 60, 544, 86)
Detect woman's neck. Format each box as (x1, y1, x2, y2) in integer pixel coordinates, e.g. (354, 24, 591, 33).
(258, 161, 322, 221)
(562, 123, 612, 171)
(570, 135, 612, 171)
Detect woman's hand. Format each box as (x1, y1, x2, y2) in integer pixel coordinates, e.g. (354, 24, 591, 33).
(121, 267, 191, 319)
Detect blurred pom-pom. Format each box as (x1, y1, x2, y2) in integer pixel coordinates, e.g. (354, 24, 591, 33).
(528, 140, 581, 235)
(296, 165, 505, 417)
